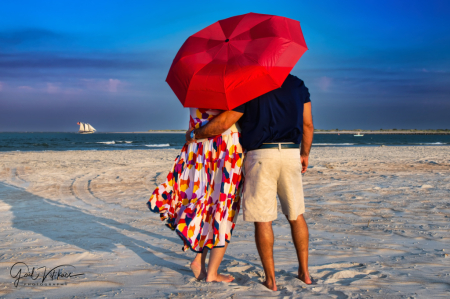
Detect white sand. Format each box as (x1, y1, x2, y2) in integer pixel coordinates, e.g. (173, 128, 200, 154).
(0, 146, 449, 298)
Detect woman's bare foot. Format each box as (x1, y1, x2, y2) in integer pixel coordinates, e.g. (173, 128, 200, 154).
(263, 279, 277, 291)
(206, 273, 235, 283)
(298, 270, 313, 284)
(190, 260, 206, 280)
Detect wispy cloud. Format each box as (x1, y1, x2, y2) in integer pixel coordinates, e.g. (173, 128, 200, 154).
(17, 85, 34, 91)
(44, 82, 83, 95)
(108, 79, 121, 92)
(317, 76, 332, 91)
(46, 82, 59, 94)
(7, 79, 125, 94)
(0, 28, 62, 47)
(296, 64, 450, 99)
(0, 52, 164, 70)
(80, 78, 124, 93)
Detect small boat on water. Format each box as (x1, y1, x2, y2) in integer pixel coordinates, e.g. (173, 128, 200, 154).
(354, 131, 364, 137)
(77, 122, 96, 134)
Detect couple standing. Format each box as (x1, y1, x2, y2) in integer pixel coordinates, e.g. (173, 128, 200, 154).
(147, 74, 314, 291)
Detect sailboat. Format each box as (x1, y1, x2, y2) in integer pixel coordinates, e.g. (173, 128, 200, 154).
(77, 122, 96, 134)
(354, 131, 364, 137)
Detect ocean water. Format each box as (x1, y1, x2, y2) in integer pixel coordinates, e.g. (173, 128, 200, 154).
(0, 132, 449, 152)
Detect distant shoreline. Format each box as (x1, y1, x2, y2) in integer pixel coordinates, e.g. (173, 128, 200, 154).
(101, 130, 450, 135)
(1, 130, 449, 135)
(0, 131, 186, 134)
(116, 131, 186, 134)
(98, 129, 450, 135)
(314, 130, 450, 135)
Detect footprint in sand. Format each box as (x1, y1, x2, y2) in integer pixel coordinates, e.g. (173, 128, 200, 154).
(312, 262, 385, 286)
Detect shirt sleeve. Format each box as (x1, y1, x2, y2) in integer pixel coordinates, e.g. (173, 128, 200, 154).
(301, 82, 311, 104)
(232, 103, 246, 113)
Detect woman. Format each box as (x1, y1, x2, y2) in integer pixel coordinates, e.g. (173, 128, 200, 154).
(147, 108, 244, 282)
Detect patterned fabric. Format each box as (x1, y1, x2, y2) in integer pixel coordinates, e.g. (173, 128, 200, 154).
(147, 108, 244, 252)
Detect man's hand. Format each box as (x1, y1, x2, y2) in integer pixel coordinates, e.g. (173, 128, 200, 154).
(186, 128, 196, 144)
(300, 155, 309, 174)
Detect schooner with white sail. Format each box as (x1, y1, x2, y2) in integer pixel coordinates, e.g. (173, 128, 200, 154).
(77, 122, 96, 134)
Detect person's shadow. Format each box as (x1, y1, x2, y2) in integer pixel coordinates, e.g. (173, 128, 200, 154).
(0, 182, 191, 276)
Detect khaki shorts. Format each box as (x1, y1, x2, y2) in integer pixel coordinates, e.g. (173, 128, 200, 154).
(241, 147, 305, 222)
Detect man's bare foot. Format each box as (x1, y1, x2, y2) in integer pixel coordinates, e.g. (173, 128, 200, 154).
(298, 270, 313, 284)
(205, 273, 235, 283)
(190, 261, 206, 280)
(263, 279, 277, 291)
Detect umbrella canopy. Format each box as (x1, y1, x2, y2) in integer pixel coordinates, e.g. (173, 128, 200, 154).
(166, 12, 308, 110)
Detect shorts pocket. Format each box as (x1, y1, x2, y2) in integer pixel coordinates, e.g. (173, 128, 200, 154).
(243, 155, 260, 177)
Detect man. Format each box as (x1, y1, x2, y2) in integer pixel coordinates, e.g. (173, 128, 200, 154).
(186, 74, 314, 291)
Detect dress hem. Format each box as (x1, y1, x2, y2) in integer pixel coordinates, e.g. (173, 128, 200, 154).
(147, 201, 234, 253)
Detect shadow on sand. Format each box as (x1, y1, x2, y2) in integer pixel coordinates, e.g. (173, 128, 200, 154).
(0, 182, 191, 276)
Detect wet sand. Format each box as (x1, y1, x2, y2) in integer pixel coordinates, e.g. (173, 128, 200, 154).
(0, 146, 449, 298)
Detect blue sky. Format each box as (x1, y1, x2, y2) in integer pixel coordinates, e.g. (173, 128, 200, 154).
(0, 0, 449, 131)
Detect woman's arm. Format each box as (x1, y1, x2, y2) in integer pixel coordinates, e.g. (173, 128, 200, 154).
(186, 111, 243, 142)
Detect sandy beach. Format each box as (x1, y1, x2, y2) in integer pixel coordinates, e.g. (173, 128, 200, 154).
(0, 146, 449, 298)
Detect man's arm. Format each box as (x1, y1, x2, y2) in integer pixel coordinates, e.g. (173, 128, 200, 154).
(186, 110, 243, 142)
(300, 102, 314, 173)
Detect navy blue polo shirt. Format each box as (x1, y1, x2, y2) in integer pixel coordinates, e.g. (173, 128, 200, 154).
(232, 74, 310, 151)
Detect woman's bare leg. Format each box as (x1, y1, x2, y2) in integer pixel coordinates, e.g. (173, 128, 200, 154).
(205, 243, 234, 283)
(190, 252, 207, 280)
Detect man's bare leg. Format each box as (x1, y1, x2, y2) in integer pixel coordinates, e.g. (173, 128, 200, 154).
(286, 214, 312, 284)
(255, 221, 277, 291)
(205, 243, 234, 283)
(190, 252, 207, 280)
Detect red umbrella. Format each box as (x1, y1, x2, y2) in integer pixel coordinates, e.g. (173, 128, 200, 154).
(166, 12, 308, 110)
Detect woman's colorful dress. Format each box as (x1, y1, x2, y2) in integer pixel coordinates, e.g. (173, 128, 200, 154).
(147, 108, 244, 252)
